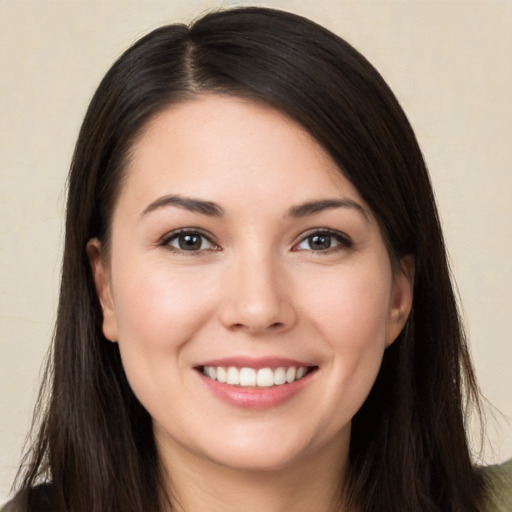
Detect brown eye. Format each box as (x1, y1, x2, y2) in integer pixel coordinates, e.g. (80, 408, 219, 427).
(178, 233, 203, 251)
(295, 230, 352, 252)
(308, 234, 332, 250)
(165, 231, 216, 252)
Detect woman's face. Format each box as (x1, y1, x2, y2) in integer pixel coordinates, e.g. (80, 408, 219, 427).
(89, 95, 412, 474)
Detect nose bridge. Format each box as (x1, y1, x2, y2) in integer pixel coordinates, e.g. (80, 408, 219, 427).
(219, 243, 295, 334)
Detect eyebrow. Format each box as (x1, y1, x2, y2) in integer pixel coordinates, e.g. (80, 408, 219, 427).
(141, 194, 224, 218)
(288, 198, 370, 221)
(140, 194, 369, 221)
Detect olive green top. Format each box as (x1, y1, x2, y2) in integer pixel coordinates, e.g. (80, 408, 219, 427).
(482, 458, 512, 511)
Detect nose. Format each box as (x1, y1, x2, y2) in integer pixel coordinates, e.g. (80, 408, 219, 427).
(218, 251, 298, 335)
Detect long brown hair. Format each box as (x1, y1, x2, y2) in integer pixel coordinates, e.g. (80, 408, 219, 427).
(11, 7, 484, 511)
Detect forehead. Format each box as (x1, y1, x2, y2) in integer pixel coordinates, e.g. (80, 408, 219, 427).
(118, 94, 368, 216)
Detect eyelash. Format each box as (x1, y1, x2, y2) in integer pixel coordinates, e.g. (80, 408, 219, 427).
(160, 228, 353, 255)
(160, 229, 219, 255)
(293, 229, 353, 253)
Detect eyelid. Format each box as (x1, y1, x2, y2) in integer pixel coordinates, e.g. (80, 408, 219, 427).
(158, 227, 352, 254)
(292, 228, 353, 252)
(159, 228, 220, 253)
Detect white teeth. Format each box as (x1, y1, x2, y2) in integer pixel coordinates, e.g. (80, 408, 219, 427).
(226, 367, 239, 385)
(296, 367, 307, 379)
(217, 367, 227, 383)
(285, 367, 296, 383)
(239, 367, 256, 386)
(257, 368, 274, 387)
(202, 365, 311, 387)
(273, 367, 286, 385)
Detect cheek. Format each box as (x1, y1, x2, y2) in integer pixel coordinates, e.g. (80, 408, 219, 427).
(299, 263, 392, 405)
(303, 262, 392, 345)
(109, 262, 223, 428)
(110, 260, 218, 382)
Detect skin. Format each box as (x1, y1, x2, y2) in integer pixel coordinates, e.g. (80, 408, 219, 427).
(88, 95, 413, 512)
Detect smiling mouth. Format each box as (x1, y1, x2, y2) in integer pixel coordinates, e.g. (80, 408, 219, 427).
(198, 365, 317, 388)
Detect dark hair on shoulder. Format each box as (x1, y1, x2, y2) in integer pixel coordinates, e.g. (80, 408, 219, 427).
(10, 6, 484, 512)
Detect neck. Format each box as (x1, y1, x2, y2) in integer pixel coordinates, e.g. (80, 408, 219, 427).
(157, 432, 350, 512)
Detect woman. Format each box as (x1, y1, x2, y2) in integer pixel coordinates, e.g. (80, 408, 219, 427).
(4, 6, 510, 512)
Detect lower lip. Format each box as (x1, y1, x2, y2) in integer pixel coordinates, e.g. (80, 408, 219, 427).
(198, 370, 316, 410)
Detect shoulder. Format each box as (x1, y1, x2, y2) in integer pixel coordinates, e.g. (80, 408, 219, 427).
(481, 458, 512, 511)
(1, 484, 54, 512)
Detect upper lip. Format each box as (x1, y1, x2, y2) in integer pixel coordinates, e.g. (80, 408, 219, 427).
(195, 356, 316, 370)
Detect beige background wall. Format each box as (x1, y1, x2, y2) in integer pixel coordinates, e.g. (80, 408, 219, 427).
(1, 0, 510, 503)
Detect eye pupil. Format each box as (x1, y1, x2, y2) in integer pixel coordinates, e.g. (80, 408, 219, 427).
(310, 234, 331, 250)
(179, 234, 202, 250)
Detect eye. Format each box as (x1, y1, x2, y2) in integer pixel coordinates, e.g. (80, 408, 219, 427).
(294, 230, 352, 252)
(162, 230, 218, 253)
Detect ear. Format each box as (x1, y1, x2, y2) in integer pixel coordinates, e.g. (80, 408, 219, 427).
(86, 238, 118, 342)
(385, 255, 414, 347)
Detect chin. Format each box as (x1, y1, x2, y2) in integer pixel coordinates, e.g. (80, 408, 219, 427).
(205, 443, 311, 473)
(195, 421, 349, 474)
